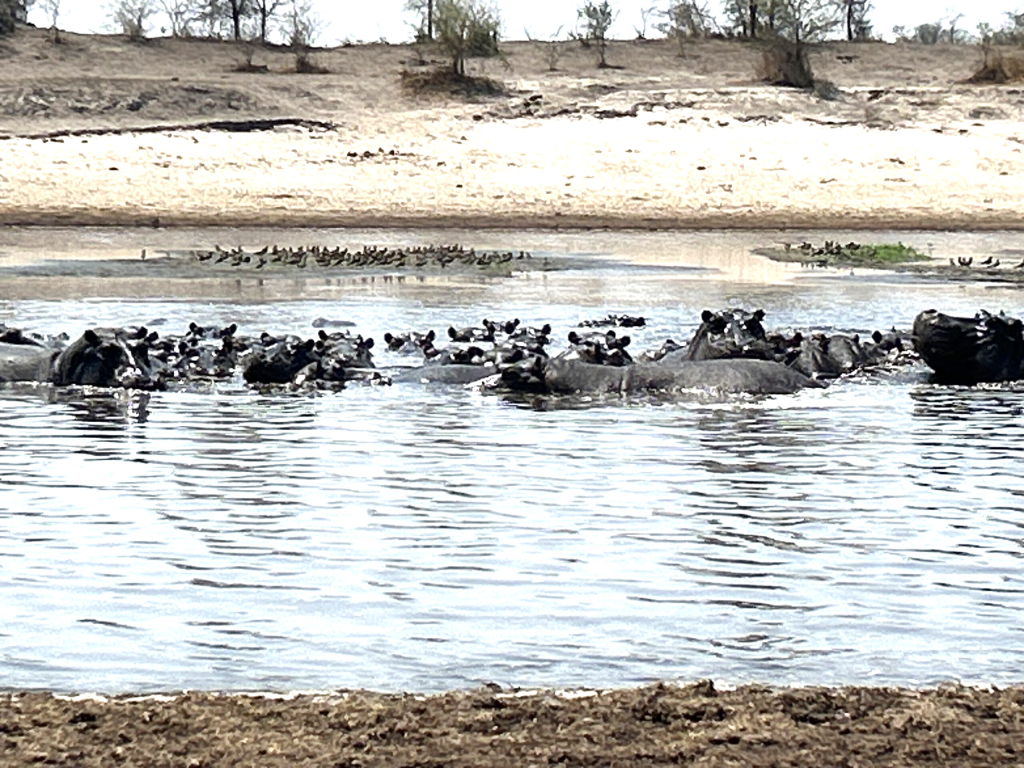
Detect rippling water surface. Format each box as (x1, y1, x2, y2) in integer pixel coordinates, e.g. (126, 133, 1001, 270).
(2, 229, 1024, 693)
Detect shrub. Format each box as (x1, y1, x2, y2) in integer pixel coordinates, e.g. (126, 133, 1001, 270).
(969, 47, 1024, 84)
(400, 67, 505, 97)
(577, 0, 615, 67)
(758, 37, 814, 89)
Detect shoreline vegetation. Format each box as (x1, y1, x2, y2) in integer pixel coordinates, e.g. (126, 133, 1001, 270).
(0, 29, 1022, 231)
(2, 682, 1023, 766)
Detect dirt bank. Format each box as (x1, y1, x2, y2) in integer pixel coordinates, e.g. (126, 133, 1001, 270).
(2, 682, 1022, 766)
(0, 29, 1022, 229)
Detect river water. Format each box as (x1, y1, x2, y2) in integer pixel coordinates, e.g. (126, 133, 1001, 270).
(1, 228, 1024, 693)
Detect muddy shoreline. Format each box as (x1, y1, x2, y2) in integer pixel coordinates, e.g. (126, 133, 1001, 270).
(3, 682, 1022, 766)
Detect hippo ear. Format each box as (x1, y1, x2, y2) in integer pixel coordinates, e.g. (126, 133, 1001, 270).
(363, 337, 375, 350)
(568, 331, 580, 344)
(301, 339, 315, 352)
(542, 324, 552, 335)
(701, 310, 714, 323)
(318, 330, 328, 341)
(620, 335, 631, 347)
(753, 309, 765, 321)
(384, 332, 394, 343)
(146, 331, 159, 343)
(228, 323, 237, 336)
(872, 330, 883, 344)
(84, 329, 101, 346)
(135, 326, 148, 339)
(426, 329, 436, 342)
(448, 326, 457, 339)
(189, 322, 198, 333)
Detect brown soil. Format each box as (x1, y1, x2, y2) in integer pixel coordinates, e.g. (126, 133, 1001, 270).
(2, 682, 1023, 766)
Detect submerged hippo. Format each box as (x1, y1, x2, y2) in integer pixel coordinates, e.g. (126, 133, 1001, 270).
(500, 355, 819, 396)
(0, 342, 58, 383)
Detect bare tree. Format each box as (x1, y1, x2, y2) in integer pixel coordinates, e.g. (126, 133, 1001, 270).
(224, 0, 249, 39)
(41, 0, 60, 40)
(159, 0, 202, 36)
(577, 0, 615, 67)
(525, 25, 565, 71)
(836, 0, 871, 40)
(405, 0, 435, 41)
(947, 12, 964, 43)
(285, 0, 320, 46)
(195, 0, 229, 36)
(634, 4, 657, 38)
(250, 0, 280, 42)
(111, 0, 156, 40)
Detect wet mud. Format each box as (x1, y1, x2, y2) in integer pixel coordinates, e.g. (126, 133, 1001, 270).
(2, 682, 1022, 766)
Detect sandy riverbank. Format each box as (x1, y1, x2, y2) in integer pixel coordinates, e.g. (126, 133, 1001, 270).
(1, 29, 1023, 229)
(2, 682, 1022, 766)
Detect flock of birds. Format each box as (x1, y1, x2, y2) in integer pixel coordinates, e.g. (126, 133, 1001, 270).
(947, 255, 1024, 271)
(185, 244, 533, 270)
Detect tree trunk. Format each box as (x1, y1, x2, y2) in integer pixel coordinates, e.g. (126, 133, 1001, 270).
(748, 1, 757, 39)
(427, 0, 433, 40)
(846, 0, 854, 41)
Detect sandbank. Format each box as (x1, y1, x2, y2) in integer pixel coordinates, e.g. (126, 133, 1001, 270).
(1, 30, 1022, 230)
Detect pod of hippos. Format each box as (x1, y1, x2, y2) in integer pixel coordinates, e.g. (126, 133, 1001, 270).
(1, 308, 1013, 396)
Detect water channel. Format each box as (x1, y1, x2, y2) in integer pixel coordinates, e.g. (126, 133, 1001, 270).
(1, 228, 1023, 693)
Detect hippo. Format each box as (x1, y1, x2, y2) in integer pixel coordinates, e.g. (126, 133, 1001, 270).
(52, 328, 162, 389)
(913, 309, 1024, 384)
(498, 354, 819, 396)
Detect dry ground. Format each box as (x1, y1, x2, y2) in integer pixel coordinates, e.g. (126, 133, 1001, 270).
(0, 28, 1022, 228)
(3, 682, 1024, 767)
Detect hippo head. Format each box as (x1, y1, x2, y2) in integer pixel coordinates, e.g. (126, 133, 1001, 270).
(498, 353, 549, 393)
(52, 328, 159, 388)
(913, 309, 1024, 384)
(685, 308, 771, 362)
